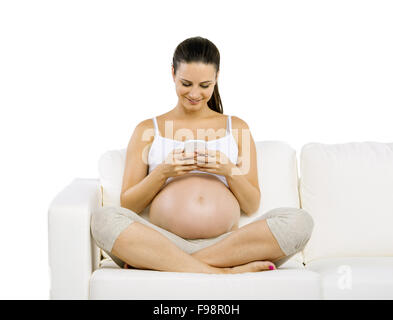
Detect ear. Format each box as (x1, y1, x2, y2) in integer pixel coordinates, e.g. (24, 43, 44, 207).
(216, 70, 220, 82)
(171, 65, 176, 82)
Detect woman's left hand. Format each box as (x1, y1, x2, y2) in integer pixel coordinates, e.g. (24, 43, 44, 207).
(194, 149, 235, 177)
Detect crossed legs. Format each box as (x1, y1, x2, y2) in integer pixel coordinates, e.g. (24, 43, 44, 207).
(192, 207, 315, 268)
(190, 218, 286, 267)
(91, 206, 314, 273)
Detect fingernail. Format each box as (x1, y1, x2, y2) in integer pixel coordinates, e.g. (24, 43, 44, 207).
(269, 265, 274, 270)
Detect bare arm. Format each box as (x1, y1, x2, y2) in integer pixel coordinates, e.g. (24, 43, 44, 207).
(226, 165, 261, 216)
(227, 116, 261, 216)
(120, 120, 166, 213)
(121, 164, 166, 213)
(120, 119, 197, 213)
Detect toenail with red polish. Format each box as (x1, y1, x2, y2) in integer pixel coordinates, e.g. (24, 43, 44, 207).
(269, 265, 274, 270)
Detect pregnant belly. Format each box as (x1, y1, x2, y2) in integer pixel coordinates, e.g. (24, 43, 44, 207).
(148, 173, 241, 239)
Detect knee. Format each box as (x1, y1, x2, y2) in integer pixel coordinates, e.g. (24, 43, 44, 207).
(90, 207, 104, 246)
(91, 206, 105, 236)
(292, 209, 314, 251)
(90, 206, 116, 250)
(263, 207, 314, 256)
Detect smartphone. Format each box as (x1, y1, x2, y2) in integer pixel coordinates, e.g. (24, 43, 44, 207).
(195, 141, 207, 154)
(184, 141, 207, 154)
(184, 141, 196, 155)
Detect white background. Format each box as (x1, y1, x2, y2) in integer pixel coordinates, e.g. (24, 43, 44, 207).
(0, 0, 392, 299)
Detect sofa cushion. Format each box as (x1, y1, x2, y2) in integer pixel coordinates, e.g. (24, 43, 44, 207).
(90, 258, 321, 300)
(306, 257, 393, 299)
(299, 142, 393, 263)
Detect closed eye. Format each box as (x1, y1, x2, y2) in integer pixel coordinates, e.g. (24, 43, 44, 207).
(182, 83, 210, 89)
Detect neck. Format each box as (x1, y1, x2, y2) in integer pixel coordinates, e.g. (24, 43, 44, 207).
(172, 102, 213, 120)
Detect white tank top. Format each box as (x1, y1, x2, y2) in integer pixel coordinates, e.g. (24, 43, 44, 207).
(148, 115, 238, 187)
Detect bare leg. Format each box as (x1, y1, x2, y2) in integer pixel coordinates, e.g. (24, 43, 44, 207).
(191, 219, 286, 267)
(111, 222, 275, 274)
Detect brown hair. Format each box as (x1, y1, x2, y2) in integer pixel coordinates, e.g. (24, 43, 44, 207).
(172, 36, 223, 114)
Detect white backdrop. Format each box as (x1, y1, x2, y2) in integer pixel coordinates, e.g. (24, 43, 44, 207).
(0, 0, 392, 299)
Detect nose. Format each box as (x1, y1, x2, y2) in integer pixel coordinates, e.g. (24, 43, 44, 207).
(188, 86, 202, 99)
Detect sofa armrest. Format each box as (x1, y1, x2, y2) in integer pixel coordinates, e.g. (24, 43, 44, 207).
(48, 178, 102, 300)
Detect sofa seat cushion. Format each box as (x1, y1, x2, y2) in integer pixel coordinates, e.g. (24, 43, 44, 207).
(306, 257, 393, 300)
(89, 259, 321, 300)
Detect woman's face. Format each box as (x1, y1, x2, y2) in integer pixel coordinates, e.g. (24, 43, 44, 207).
(172, 62, 219, 112)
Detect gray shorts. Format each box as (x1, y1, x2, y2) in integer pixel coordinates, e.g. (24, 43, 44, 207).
(91, 205, 314, 269)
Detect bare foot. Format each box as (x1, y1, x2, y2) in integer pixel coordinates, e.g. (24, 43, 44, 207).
(225, 261, 276, 274)
(123, 261, 275, 273)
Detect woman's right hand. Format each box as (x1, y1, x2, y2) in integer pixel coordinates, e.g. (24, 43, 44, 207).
(158, 147, 198, 179)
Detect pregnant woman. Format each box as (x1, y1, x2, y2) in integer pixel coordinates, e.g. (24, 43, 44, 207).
(91, 36, 314, 274)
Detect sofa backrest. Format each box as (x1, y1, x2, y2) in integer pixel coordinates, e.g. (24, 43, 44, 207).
(98, 141, 301, 228)
(299, 142, 393, 263)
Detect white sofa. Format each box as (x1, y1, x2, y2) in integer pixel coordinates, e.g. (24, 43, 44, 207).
(48, 141, 393, 300)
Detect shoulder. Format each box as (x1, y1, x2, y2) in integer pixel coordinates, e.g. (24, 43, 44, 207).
(229, 115, 254, 147)
(129, 118, 155, 144)
(137, 118, 155, 130)
(230, 115, 250, 130)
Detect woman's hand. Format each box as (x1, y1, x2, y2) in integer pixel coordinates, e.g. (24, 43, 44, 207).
(159, 148, 197, 179)
(194, 148, 235, 177)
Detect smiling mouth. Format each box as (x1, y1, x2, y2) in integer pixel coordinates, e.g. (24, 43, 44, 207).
(187, 98, 201, 103)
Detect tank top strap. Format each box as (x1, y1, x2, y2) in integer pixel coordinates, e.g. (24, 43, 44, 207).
(227, 115, 232, 134)
(152, 117, 159, 136)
